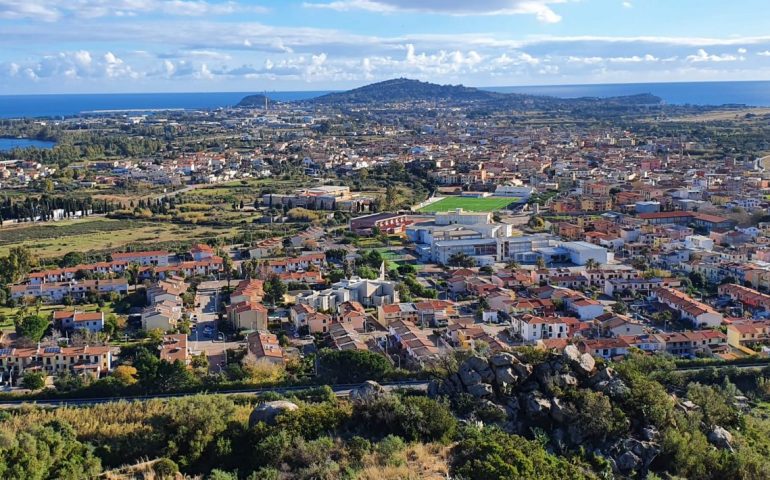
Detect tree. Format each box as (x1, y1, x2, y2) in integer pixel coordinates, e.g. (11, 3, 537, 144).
(536, 256, 547, 269)
(14, 313, 49, 342)
(0, 246, 38, 284)
(447, 252, 477, 268)
(528, 216, 545, 230)
(612, 301, 628, 314)
(60, 251, 85, 268)
(112, 365, 138, 386)
(318, 349, 392, 383)
(689, 271, 706, 288)
(0, 420, 102, 479)
(585, 258, 600, 270)
(264, 275, 287, 305)
(21, 371, 45, 390)
(127, 263, 141, 290)
(219, 251, 236, 289)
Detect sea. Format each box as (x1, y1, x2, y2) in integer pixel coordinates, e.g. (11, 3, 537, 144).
(0, 138, 56, 151)
(0, 80, 769, 119)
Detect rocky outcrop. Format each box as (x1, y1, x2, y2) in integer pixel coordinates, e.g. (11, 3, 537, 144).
(708, 426, 734, 451)
(249, 400, 299, 428)
(350, 380, 386, 403)
(429, 348, 657, 474)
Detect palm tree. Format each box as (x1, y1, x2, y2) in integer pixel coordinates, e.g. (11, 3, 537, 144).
(127, 263, 141, 291)
(585, 258, 600, 270)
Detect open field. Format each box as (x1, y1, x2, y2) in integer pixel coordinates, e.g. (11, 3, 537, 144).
(418, 196, 517, 213)
(0, 302, 114, 332)
(0, 217, 239, 258)
(660, 107, 770, 123)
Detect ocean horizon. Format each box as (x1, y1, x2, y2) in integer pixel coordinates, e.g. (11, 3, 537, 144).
(1, 80, 769, 119)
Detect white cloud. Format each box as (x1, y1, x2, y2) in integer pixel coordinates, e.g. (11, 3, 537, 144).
(0, 0, 267, 21)
(622, 1, 632, 8)
(686, 48, 742, 63)
(759, 50, 770, 57)
(3, 49, 138, 81)
(303, 0, 567, 23)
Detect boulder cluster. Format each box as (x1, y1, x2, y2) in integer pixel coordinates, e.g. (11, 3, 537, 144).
(429, 345, 659, 475)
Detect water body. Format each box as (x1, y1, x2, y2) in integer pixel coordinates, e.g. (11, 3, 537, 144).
(0, 138, 56, 152)
(0, 91, 330, 119)
(483, 80, 770, 106)
(1, 80, 769, 118)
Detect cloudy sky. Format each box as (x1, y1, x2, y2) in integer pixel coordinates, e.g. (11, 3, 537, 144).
(2, 0, 770, 94)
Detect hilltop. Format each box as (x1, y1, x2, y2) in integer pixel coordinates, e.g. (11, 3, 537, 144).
(312, 78, 504, 104)
(236, 78, 662, 109)
(236, 94, 274, 108)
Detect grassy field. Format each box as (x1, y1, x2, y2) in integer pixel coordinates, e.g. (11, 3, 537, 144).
(0, 302, 114, 332)
(0, 217, 239, 258)
(418, 196, 517, 213)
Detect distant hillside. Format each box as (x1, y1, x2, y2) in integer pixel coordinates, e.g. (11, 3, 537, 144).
(312, 78, 504, 104)
(235, 78, 662, 108)
(237, 94, 273, 108)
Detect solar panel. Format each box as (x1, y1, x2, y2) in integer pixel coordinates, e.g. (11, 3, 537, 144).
(44, 347, 61, 353)
(0, 348, 11, 355)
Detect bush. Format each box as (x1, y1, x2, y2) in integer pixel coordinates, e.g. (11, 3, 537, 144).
(353, 394, 457, 443)
(20, 371, 45, 391)
(375, 435, 405, 467)
(452, 426, 594, 480)
(153, 458, 179, 479)
(318, 349, 392, 383)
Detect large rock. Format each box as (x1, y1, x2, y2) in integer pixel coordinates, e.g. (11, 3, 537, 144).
(489, 352, 517, 368)
(522, 391, 552, 416)
(467, 356, 495, 383)
(467, 382, 494, 399)
(249, 400, 299, 428)
(512, 362, 533, 379)
(550, 397, 568, 423)
(708, 426, 734, 450)
(459, 364, 483, 387)
(555, 373, 579, 389)
(563, 344, 596, 375)
(350, 380, 386, 403)
(495, 366, 519, 386)
(587, 366, 615, 387)
(616, 451, 641, 473)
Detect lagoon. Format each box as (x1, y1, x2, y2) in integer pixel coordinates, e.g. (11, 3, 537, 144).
(0, 138, 56, 152)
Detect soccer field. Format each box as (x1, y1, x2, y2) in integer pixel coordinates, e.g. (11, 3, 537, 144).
(417, 196, 518, 213)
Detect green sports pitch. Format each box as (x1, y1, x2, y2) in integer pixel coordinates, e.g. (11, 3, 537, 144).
(417, 196, 518, 213)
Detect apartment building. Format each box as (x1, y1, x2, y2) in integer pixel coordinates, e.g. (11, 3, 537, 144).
(653, 287, 724, 328)
(0, 344, 112, 379)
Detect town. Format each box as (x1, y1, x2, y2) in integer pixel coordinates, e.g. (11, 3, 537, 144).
(2, 79, 770, 397)
(11, 77, 770, 480)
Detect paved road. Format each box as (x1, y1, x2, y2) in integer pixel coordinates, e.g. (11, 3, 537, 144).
(0, 381, 430, 409)
(674, 362, 770, 372)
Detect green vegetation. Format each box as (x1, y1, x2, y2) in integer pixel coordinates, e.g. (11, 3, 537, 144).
(417, 196, 515, 213)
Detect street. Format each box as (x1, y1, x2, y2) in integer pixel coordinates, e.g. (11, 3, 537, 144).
(192, 282, 246, 372)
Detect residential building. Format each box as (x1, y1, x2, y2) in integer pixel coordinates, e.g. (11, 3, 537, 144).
(53, 311, 105, 333)
(247, 331, 285, 364)
(0, 345, 112, 379)
(653, 287, 724, 328)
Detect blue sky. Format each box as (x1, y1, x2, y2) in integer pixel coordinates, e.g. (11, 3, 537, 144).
(2, 0, 770, 93)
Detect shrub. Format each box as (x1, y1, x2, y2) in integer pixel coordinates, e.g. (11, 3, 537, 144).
(153, 458, 179, 479)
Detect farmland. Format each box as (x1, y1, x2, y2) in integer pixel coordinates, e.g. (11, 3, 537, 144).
(417, 196, 517, 213)
(0, 217, 240, 258)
